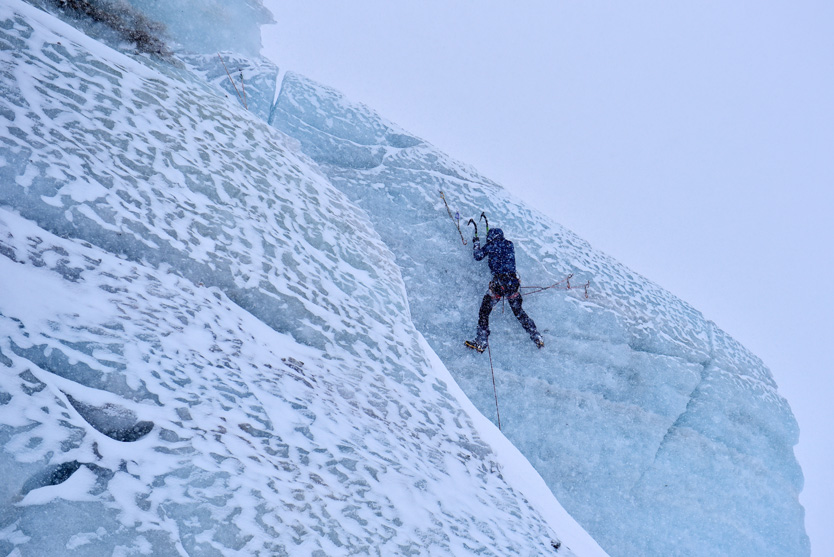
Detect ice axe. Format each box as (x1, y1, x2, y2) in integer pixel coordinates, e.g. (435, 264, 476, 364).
(468, 218, 478, 238)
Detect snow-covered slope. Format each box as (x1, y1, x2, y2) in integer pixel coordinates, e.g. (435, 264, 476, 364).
(0, 2, 604, 555)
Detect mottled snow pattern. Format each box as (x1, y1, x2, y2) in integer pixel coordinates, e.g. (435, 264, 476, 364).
(269, 71, 808, 556)
(0, 2, 577, 555)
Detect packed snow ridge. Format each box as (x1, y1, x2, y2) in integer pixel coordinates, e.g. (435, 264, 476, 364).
(0, 1, 808, 556)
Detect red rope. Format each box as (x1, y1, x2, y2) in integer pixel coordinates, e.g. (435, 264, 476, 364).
(439, 191, 466, 245)
(520, 273, 590, 298)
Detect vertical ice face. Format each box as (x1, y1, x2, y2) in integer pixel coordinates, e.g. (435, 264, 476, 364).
(0, 2, 580, 555)
(180, 52, 279, 122)
(269, 72, 809, 556)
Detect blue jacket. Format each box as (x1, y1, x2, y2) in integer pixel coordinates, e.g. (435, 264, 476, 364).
(473, 228, 517, 275)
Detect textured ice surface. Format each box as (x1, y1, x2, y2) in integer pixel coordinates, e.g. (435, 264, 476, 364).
(269, 71, 809, 556)
(0, 0, 808, 555)
(0, 2, 592, 555)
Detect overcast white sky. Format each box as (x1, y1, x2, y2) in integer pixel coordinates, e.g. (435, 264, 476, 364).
(261, 2, 834, 554)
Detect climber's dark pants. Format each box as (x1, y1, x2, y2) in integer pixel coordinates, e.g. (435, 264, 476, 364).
(477, 273, 538, 338)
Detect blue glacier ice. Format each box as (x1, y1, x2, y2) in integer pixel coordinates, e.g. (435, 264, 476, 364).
(268, 71, 808, 556)
(0, 0, 808, 556)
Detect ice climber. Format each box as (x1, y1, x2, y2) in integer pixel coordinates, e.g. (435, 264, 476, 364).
(465, 227, 544, 352)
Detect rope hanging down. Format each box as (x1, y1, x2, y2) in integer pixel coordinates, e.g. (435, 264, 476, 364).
(486, 341, 502, 431)
(439, 191, 467, 245)
(217, 53, 247, 109)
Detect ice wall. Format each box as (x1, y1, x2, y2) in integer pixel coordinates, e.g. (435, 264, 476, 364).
(1, 0, 809, 554)
(0, 2, 585, 554)
(268, 71, 809, 556)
